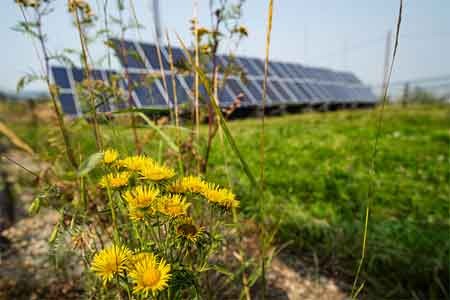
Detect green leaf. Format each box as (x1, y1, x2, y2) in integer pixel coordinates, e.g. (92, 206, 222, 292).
(210, 265, 235, 279)
(77, 152, 103, 177)
(28, 197, 41, 215)
(16, 73, 43, 93)
(48, 222, 60, 243)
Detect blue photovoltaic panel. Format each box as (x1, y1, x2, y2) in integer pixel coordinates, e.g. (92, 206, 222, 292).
(254, 79, 281, 103)
(268, 62, 286, 78)
(52, 66, 71, 89)
(218, 80, 235, 105)
(249, 58, 265, 75)
(141, 43, 170, 70)
(59, 93, 78, 115)
(110, 39, 145, 69)
(245, 80, 263, 101)
(293, 82, 313, 101)
(167, 75, 190, 105)
(183, 75, 209, 104)
(285, 81, 308, 102)
(128, 73, 168, 106)
(166, 47, 187, 67)
(227, 78, 253, 106)
(271, 81, 290, 102)
(237, 57, 260, 76)
(315, 83, 332, 100)
(326, 85, 341, 101)
(72, 68, 83, 83)
(277, 63, 297, 79)
(291, 65, 307, 79)
(91, 69, 104, 81)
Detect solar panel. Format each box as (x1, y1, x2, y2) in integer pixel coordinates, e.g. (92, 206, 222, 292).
(268, 62, 286, 78)
(226, 78, 255, 106)
(277, 63, 298, 79)
(52, 66, 71, 89)
(140, 43, 170, 70)
(236, 57, 261, 76)
(245, 80, 263, 102)
(217, 80, 236, 105)
(51, 39, 377, 117)
(165, 75, 191, 105)
(111, 39, 146, 69)
(58, 93, 78, 115)
(271, 80, 291, 102)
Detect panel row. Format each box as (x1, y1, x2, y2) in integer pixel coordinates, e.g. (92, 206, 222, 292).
(51, 66, 376, 116)
(109, 38, 365, 85)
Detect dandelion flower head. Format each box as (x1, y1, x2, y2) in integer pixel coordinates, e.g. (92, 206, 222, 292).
(158, 194, 190, 218)
(99, 171, 131, 189)
(129, 253, 171, 296)
(90, 244, 132, 284)
(169, 176, 207, 194)
(118, 155, 154, 172)
(139, 162, 175, 181)
(201, 183, 239, 209)
(123, 185, 159, 209)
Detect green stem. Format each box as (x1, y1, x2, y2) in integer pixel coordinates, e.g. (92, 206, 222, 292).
(106, 186, 119, 244)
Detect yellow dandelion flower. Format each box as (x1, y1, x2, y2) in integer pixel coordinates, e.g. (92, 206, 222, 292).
(176, 217, 204, 243)
(99, 171, 131, 189)
(90, 244, 132, 284)
(200, 183, 239, 209)
(168, 176, 207, 194)
(139, 163, 175, 181)
(129, 253, 171, 296)
(123, 185, 159, 209)
(103, 148, 118, 164)
(158, 194, 190, 218)
(118, 155, 154, 172)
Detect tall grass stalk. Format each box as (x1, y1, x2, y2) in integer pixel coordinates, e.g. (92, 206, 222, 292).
(165, 32, 185, 175)
(259, 1, 274, 298)
(17, 5, 78, 169)
(165, 32, 180, 130)
(193, 0, 201, 173)
(122, 0, 143, 154)
(351, 0, 403, 297)
(72, 8, 103, 151)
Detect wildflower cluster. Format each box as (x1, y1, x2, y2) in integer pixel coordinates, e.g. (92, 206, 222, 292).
(88, 149, 239, 297)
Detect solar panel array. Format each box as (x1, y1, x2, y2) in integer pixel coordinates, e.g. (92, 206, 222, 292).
(51, 38, 376, 116)
(50, 65, 188, 116)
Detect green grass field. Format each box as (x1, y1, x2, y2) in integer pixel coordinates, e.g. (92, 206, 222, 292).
(4, 103, 450, 298)
(207, 104, 450, 298)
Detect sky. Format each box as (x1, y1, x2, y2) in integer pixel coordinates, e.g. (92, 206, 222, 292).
(1, 0, 450, 94)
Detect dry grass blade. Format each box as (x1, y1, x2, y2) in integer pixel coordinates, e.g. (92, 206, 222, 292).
(351, 0, 404, 297)
(260, 1, 274, 299)
(0, 120, 34, 155)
